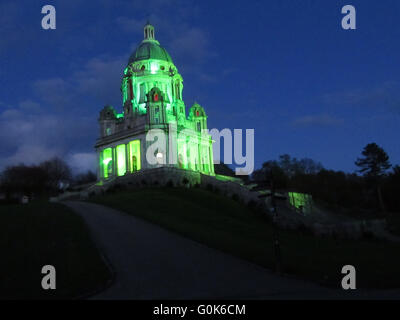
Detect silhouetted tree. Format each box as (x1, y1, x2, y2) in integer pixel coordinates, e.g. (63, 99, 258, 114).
(382, 165, 400, 213)
(214, 162, 236, 177)
(40, 157, 72, 190)
(355, 143, 391, 214)
(252, 160, 289, 189)
(0, 164, 48, 198)
(278, 154, 323, 177)
(74, 170, 97, 185)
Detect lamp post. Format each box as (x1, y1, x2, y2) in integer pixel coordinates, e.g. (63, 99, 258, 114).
(253, 166, 284, 275)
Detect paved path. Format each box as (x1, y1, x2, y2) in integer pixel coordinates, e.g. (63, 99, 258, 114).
(64, 201, 399, 300)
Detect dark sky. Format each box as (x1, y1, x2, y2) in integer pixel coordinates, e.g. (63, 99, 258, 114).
(0, 0, 399, 173)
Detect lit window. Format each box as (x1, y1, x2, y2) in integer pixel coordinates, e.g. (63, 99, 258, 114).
(150, 62, 159, 74)
(129, 140, 141, 172)
(102, 148, 113, 178)
(116, 144, 126, 176)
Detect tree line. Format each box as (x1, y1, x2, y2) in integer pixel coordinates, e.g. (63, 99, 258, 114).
(0, 157, 96, 201)
(250, 143, 399, 216)
(1, 143, 399, 215)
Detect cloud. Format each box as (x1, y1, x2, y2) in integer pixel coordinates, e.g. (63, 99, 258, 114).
(0, 107, 58, 149)
(1, 145, 60, 168)
(74, 56, 127, 104)
(322, 82, 400, 114)
(0, 101, 97, 171)
(33, 55, 127, 111)
(32, 78, 74, 111)
(67, 152, 97, 173)
(2, 53, 126, 172)
(292, 114, 344, 128)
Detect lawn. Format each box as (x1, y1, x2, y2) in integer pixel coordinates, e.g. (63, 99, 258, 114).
(91, 187, 400, 289)
(0, 200, 112, 299)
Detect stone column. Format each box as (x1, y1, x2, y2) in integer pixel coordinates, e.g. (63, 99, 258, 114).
(112, 147, 117, 177)
(98, 149, 103, 180)
(126, 143, 130, 174)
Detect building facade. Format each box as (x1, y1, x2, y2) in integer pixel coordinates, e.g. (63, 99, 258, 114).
(95, 22, 214, 181)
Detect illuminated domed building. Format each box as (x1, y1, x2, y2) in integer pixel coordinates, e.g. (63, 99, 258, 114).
(95, 22, 214, 181)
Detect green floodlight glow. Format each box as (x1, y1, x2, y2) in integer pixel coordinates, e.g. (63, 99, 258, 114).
(129, 140, 141, 172)
(116, 144, 126, 176)
(103, 158, 112, 165)
(288, 192, 312, 214)
(150, 61, 159, 74)
(177, 139, 187, 169)
(97, 23, 215, 180)
(102, 148, 112, 178)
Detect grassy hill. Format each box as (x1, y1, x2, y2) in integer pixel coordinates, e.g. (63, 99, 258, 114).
(0, 201, 112, 299)
(91, 187, 400, 289)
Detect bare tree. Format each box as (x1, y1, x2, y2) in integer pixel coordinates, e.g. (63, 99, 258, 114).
(40, 157, 72, 190)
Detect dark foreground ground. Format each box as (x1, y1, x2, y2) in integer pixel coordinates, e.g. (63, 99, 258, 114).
(65, 199, 400, 299)
(90, 187, 400, 290)
(2, 187, 399, 299)
(0, 201, 111, 299)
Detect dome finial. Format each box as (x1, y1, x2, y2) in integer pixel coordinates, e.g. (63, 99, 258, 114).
(144, 21, 155, 41)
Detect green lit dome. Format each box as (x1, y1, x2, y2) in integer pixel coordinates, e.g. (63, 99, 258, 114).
(128, 22, 173, 64)
(129, 41, 172, 64)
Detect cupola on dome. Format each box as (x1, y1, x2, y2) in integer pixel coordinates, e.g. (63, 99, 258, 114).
(128, 22, 173, 64)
